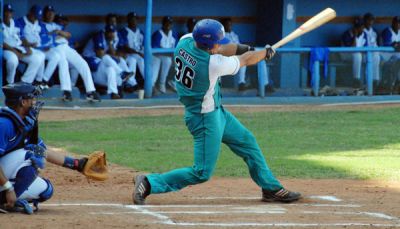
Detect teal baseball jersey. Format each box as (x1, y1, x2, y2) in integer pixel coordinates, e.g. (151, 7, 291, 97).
(173, 34, 240, 114)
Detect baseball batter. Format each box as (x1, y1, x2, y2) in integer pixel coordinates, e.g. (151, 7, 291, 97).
(2, 4, 45, 85)
(133, 19, 301, 205)
(0, 83, 92, 214)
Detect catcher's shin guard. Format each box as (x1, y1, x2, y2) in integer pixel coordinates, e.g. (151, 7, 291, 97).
(133, 175, 150, 205)
(262, 188, 302, 203)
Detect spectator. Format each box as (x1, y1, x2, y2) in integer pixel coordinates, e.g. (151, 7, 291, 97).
(118, 12, 145, 89)
(2, 3, 45, 85)
(82, 25, 136, 99)
(41, 5, 100, 102)
(15, 5, 72, 100)
(363, 13, 381, 83)
(341, 17, 368, 87)
(152, 16, 178, 93)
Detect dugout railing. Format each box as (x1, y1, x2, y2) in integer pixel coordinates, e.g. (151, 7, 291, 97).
(147, 47, 396, 97)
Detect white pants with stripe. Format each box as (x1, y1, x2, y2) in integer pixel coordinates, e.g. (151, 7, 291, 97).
(56, 44, 96, 93)
(152, 55, 172, 87)
(93, 55, 137, 94)
(3, 49, 45, 84)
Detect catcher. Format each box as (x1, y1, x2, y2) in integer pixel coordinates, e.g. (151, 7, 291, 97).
(0, 82, 107, 214)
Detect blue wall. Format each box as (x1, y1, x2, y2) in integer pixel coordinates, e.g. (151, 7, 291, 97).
(8, 0, 258, 45)
(297, 0, 400, 46)
(6, 0, 400, 47)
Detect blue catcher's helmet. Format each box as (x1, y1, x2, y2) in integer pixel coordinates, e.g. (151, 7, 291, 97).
(2, 82, 41, 102)
(192, 19, 230, 49)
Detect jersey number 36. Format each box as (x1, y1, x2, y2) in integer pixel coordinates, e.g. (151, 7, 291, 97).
(175, 57, 195, 89)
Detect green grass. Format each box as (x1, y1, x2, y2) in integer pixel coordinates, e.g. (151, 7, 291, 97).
(40, 107, 400, 180)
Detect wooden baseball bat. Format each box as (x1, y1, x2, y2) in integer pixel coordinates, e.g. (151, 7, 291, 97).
(272, 8, 336, 49)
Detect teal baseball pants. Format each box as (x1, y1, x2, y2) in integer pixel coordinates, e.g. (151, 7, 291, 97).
(146, 107, 283, 194)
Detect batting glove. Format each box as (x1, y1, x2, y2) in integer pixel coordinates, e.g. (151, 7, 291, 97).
(265, 44, 276, 60)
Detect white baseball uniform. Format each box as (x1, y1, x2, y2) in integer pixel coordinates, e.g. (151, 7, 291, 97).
(364, 27, 380, 81)
(83, 32, 136, 94)
(225, 31, 249, 86)
(151, 29, 177, 91)
(381, 27, 400, 61)
(15, 16, 71, 91)
(119, 26, 145, 78)
(2, 18, 45, 84)
(43, 21, 96, 93)
(341, 30, 369, 80)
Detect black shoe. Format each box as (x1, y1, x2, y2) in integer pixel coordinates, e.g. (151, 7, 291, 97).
(238, 83, 247, 91)
(86, 91, 101, 102)
(133, 175, 151, 205)
(62, 91, 73, 102)
(262, 188, 301, 203)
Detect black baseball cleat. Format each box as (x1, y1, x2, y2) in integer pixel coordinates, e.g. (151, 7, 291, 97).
(262, 188, 301, 203)
(133, 175, 151, 205)
(86, 91, 101, 102)
(62, 91, 73, 102)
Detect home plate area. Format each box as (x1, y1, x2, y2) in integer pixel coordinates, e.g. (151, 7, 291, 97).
(41, 195, 400, 228)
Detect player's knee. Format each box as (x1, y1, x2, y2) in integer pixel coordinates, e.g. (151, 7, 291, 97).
(37, 179, 54, 202)
(194, 170, 212, 183)
(14, 166, 38, 197)
(7, 54, 19, 68)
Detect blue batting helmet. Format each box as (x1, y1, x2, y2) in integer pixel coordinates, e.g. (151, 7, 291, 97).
(192, 19, 230, 49)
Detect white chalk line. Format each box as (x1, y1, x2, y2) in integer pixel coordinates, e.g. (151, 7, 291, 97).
(41, 202, 400, 227)
(90, 210, 287, 215)
(167, 222, 400, 227)
(194, 195, 343, 202)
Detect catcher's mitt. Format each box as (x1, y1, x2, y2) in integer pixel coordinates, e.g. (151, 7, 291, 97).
(81, 151, 108, 181)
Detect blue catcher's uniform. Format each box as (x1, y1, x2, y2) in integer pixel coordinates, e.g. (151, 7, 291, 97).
(0, 83, 53, 213)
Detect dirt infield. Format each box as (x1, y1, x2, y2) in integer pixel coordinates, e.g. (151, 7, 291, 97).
(1, 154, 399, 228)
(1, 104, 400, 228)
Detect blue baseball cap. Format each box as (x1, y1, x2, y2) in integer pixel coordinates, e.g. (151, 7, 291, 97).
(104, 24, 116, 33)
(30, 5, 42, 18)
(4, 3, 13, 12)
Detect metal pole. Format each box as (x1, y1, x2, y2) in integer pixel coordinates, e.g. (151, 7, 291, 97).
(144, 0, 153, 98)
(257, 61, 266, 98)
(313, 61, 320, 96)
(366, 51, 373, 96)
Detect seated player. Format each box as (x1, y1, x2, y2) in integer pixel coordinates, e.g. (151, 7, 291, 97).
(82, 25, 137, 99)
(2, 3, 45, 85)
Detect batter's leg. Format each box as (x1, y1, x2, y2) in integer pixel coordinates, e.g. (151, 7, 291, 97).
(221, 108, 283, 191)
(146, 110, 225, 194)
